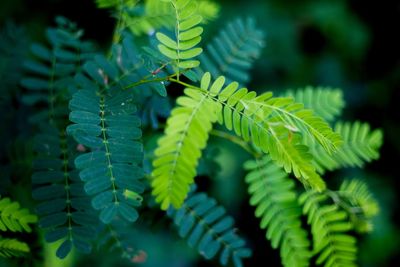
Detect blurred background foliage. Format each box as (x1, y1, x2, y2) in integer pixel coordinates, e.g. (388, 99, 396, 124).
(0, 0, 399, 266)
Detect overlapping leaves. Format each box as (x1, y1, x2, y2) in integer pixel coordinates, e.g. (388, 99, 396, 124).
(67, 55, 145, 224)
(244, 156, 311, 267)
(32, 126, 98, 258)
(167, 189, 251, 267)
(156, 0, 204, 73)
(200, 73, 341, 190)
(151, 73, 219, 210)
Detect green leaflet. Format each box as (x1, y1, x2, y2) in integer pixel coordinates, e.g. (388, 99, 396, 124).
(195, 17, 265, 86)
(299, 191, 358, 267)
(32, 125, 97, 259)
(309, 121, 383, 173)
(285, 87, 345, 122)
(167, 189, 251, 267)
(244, 156, 311, 267)
(20, 17, 94, 125)
(0, 197, 37, 233)
(198, 72, 342, 191)
(151, 73, 220, 210)
(0, 197, 36, 258)
(67, 55, 145, 225)
(0, 238, 30, 258)
(156, 0, 204, 75)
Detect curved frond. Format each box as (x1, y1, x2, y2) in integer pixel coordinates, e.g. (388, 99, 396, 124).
(285, 86, 345, 122)
(0, 238, 30, 258)
(151, 73, 220, 210)
(299, 191, 357, 267)
(310, 121, 383, 173)
(197, 73, 343, 190)
(0, 197, 37, 233)
(67, 55, 145, 224)
(167, 190, 251, 267)
(244, 156, 311, 267)
(20, 17, 94, 125)
(156, 0, 204, 74)
(32, 125, 98, 259)
(195, 18, 265, 86)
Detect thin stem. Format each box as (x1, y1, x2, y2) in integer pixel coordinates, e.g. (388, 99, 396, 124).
(167, 77, 196, 89)
(123, 73, 177, 90)
(210, 129, 260, 157)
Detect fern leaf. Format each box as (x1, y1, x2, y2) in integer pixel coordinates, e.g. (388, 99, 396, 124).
(151, 73, 219, 210)
(167, 189, 251, 267)
(32, 125, 98, 258)
(0, 197, 37, 233)
(198, 73, 342, 190)
(309, 121, 383, 173)
(0, 237, 30, 258)
(67, 55, 145, 224)
(244, 156, 311, 267)
(299, 191, 357, 267)
(195, 18, 265, 86)
(285, 86, 345, 122)
(156, 0, 204, 75)
(20, 17, 94, 125)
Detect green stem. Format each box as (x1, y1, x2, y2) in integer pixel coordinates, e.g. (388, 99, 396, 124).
(210, 129, 260, 157)
(168, 77, 201, 90)
(123, 73, 177, 90)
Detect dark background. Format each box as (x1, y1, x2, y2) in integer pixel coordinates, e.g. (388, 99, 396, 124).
(1, 0, 399, 266)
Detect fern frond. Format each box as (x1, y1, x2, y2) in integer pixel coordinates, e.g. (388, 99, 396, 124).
(336, 179, 379, 233)
(0, 197, 37, 233)
(195, 18, 265, 86)
(151, 73, 220, 210)
(198, 73, 342, 190)
(244, 156, 311, 267)
(156, 0, 204, 75)
(299, 191, 357, 267)
(67, 55, 145, 224)
(167, 190, 251, 267)
(32, 125, 98, 258)
(309, 121, 383, 173)
(285, 86, 345, 122)
(21, 17, 94, 125)
(0, 237, 30, 258)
